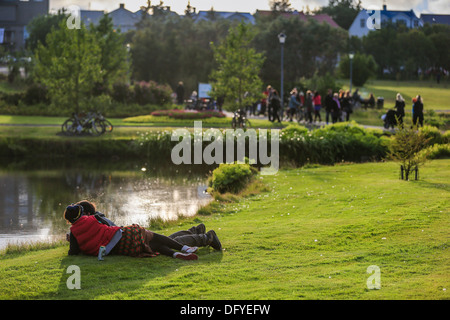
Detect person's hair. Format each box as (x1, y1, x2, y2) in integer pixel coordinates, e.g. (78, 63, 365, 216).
(333, 93, 339, 98)
(75, 200, 96, 215)
(64, 205, 84, 224)
(396, 93, 404, 102)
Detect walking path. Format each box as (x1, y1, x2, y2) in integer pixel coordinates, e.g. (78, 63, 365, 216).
(222, 111, 389, 131)
(0, 112, 391, 131)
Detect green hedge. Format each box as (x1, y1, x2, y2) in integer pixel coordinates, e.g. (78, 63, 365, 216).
(1, 123, 446, 167)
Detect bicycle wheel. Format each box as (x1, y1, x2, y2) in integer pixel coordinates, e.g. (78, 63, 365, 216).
(91, 119, 105, 136)
(61, 119, 77, 135)
(102, 119, 113, 133)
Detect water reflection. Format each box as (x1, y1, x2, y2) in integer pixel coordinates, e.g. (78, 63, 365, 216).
(0, 160, 213, 250)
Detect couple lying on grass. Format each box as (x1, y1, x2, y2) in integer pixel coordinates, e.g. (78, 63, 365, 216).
(64, 200, 222, 261)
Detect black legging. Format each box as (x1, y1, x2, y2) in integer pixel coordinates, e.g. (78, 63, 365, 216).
(148, 232, 183, 257)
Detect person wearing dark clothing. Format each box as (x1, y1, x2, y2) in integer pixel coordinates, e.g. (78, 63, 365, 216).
(342, 91, 353, 122)
(269, 90, 282, 123)
(304, 90, 313, 123)
(324, 89, 333, 125)
(168, 223, 221, 250)
(331, 93, 341, 124)
(394, 93, 405, 127)
(412, 95, 424, 127)
(265, 86, 273, 121)
(176, 81, 184, 105)
(288, 88, 300, 121)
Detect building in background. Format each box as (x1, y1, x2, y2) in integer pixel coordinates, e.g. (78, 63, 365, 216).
(349, 4, 423, 38)
(420, 14, 450, 26)
(0, 0, 49, 51)
(255, 10, 341, 29)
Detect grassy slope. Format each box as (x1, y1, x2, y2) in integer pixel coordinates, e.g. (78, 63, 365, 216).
(344, 80, 450, 111)
(0, 160, 448, 300)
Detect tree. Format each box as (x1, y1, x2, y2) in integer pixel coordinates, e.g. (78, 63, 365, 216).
(210, 23, 265, 111)
(26, 10, 69, 52)
(91, 14, 129, 91)
(316, 0, 361, 30)
(33, 21, 101, 113)
(338, 52, 377, 87)
(388, 125, 430, 180)
(269, 0, 293, 12)
(253, 16, 347, 88)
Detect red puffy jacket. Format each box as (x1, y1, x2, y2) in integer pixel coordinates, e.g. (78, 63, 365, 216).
(70, 215, 121, 256)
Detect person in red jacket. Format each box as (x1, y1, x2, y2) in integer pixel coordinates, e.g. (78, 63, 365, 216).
(313, 91, 322, 123)
(64, 205, 198, 260)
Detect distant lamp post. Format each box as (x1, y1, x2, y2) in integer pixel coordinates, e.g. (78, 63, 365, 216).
(126, 43, 131, 83)
(278, 33, 286, 118)
(349, 52, 354, 93)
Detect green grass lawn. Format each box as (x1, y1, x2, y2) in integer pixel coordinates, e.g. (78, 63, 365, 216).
(0, 160, 448, 300)
(344, 80, 450, 111)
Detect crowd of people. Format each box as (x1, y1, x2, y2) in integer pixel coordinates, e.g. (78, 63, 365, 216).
(253, 86, 357, 125)
(246, 85, 425, 129)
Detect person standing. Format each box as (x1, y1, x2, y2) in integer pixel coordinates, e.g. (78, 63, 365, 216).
(324, 89, 333, 125)
(288, 88, 300, 121)
(331, 93, 341, 124)
(304, 91, 313, 124)
(269, 90, 282, 123)
(313, 91, 322, 123)
(266, 85, 273, 121)
(412, 95, 424, 127)
(394, 93, 405, 127)
(176, 81, 184, 106)
(343, 90, 353, 122)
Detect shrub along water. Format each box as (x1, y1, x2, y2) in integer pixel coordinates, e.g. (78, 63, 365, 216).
(1, 123, 447, 167)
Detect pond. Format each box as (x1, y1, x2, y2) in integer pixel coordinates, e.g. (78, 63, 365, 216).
(0, 159, 213, 250)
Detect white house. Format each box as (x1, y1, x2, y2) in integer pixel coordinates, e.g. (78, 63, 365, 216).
(349, 5, 422, 38)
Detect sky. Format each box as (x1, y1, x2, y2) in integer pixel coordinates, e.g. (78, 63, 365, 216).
(49, 0, 450, 15)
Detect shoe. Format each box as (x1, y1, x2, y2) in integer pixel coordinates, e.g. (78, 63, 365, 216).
(195, 223, 206, 234)
(175, 252, 198, 260)
(182, 245, 198, 253)
(206, 230, 222, 251)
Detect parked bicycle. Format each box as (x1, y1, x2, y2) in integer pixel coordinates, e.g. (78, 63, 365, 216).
(61, 111, 112, 136)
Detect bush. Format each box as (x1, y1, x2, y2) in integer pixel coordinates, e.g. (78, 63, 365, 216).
(208, 163, 258, 194)
(111, 82, 134, 103)
(419, 143, 450, 160)
(133, 81, 172, 106)
(279, 122, 389, 165)
(419, 125, 443, 146)
(0, 92, 24, 106)
(23, 83, 49, 105)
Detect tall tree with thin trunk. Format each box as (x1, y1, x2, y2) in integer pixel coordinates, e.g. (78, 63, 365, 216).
(209, 22, 265, 112)
(33, 21, 101, 113)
